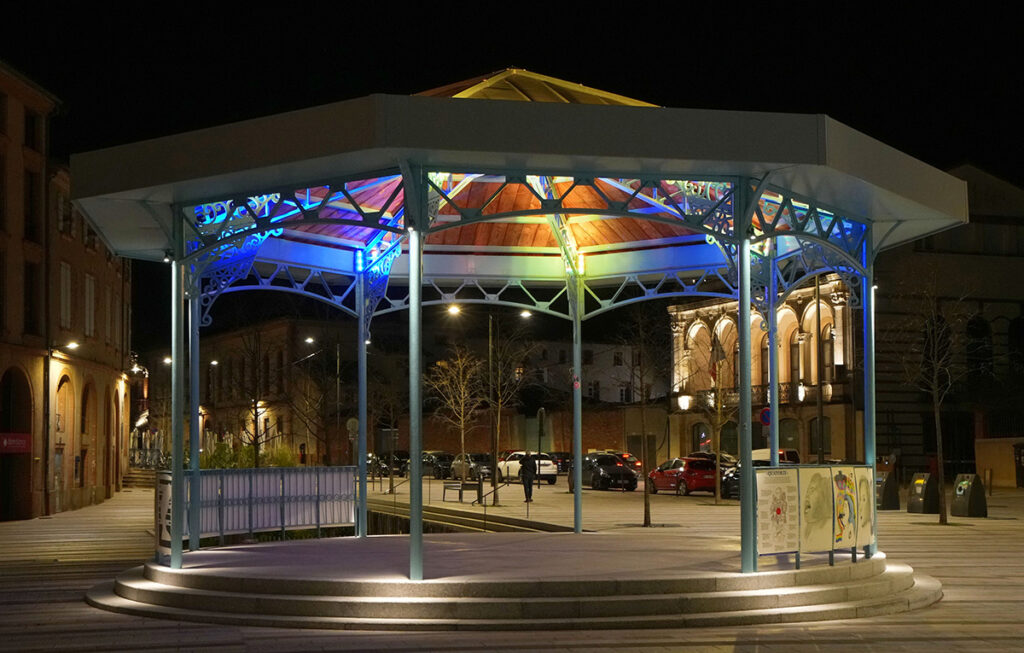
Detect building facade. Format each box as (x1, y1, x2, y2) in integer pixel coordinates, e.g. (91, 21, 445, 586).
(668, 274, 862, 463)
(874, 165, 1024, 485)
(135, 318, 357, 468)
(0, 61, 132, 520)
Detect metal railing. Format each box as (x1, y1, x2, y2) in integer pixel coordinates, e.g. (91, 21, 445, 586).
(689, 382, 849, 408)
(180, 466, 356, 542)
(130, 447, 169, 470)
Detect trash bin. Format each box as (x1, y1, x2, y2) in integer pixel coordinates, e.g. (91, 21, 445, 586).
(876, 470, 900, 510)
(1014, 443, 1024, 489)
(907, 472, 939, 514)
(951, 474, 987, 517)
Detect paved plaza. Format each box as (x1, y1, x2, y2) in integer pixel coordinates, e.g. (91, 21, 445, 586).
(1, 478, 1022, 651)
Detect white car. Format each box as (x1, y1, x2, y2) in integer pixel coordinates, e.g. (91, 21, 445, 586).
(496, 451, 559, 485)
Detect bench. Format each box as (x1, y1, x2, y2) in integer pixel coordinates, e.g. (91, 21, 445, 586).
(443, 480, 482, 503)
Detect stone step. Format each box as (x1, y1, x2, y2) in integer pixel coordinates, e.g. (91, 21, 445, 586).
(140, 555, 889, 598)
(85, 569, 941, 630)
(109, 562, 913, 620)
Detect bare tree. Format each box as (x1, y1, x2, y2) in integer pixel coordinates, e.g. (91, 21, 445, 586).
(424, 346, 486, 463)
(487, 322, 537, 500)
(616, 304, 672, 526)
(887, 272, 975, 525)
(234, 328, 285, 467)
(287, 337, 354, 466)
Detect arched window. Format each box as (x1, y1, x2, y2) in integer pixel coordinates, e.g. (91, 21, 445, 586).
(789, 330, 802, 387)
(822, 325, 835, 383)
(810, 416, 831, 457)
(691, 422, 711, 452)
(760, 333, 770, 386)
(720, 421, 738, 456)
(780, 418, 800, 451)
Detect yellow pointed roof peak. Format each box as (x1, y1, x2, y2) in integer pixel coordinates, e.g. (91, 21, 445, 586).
(416, 68, 658, 107)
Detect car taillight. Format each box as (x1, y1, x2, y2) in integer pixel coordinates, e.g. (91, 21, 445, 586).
(615, 462, 623, 466)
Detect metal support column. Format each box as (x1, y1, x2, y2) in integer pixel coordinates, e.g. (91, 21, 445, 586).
(356, 273, 368, 538)
(169, 217, 186, 569)
(768, 246, 780, 467)
(408, 226, 424, 580)
(863, 265, 878, 556)
(570, 274, 583, 534)
(188, 293, 201, 551)
(738, 236, 756, 573)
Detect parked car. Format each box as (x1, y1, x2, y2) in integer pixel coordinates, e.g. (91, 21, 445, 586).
(687, 450, 738, 468)
(430, 452, 455, 479)
(451, 453, 492, 481)
(546, 451, 573, 473)
(752, 448, 801, 464)
(600, 450, 643, 473)
(375, 450, 410, 476)
(648, 457, 717, 496)
(405, 450, 449, 478)
(368, 452, 406, 476)
(569, 453, 638, 491)
(721, 459, 796, 499)
(496, 451, 558, 484)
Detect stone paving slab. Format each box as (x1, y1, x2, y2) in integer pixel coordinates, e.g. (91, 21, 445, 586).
(0, 479, 1022, 650)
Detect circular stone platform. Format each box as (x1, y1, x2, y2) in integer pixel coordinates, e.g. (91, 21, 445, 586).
(87, 532, 941, 630)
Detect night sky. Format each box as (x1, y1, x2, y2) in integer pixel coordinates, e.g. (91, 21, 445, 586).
(5, 8, 1022, 349)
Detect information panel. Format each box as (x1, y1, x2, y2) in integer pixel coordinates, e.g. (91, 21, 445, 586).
(798, 467, 834, 553)
(831, 466, 858, 548)
(155, 472, 172, 564)
(756, 466, 799, 554)
(854, 467, 874, 548)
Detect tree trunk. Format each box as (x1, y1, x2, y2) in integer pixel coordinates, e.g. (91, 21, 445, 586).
(641, 405, 651, 527)
(933, 389, 948, 525)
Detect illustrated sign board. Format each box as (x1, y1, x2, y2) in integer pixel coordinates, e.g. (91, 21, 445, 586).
(0, 433, 31, 454)
(832, 466, 858, 548)
(756, 467, 799, 554)
(155, 472, 172, 564)
(798, 467, 834, 553)
(855, 467, 874, 548)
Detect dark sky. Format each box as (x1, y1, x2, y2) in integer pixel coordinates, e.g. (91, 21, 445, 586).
(7, 8, 1022, 183)
(5, 8, 1022, 350)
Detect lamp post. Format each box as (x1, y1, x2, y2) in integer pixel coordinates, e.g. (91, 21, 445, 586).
(448, 305, 532, 506)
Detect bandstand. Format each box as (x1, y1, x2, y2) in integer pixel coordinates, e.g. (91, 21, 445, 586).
(74, 69, 966, 593)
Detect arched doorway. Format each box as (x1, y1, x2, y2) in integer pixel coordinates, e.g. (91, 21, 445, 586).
(0, 368, 33, 521)
(55, 375, 74, 513)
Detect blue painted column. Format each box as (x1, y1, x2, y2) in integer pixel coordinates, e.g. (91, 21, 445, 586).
(188, 293, 201, 551)
(356, 271, 368, 537)
(408, 225, 424, 580)
(570, 275, 583, 534)
(169, 217, 186, 569)
(768, 248, 780, 467)
(738, 236, 756, 573)
(863, 265, 878, 556)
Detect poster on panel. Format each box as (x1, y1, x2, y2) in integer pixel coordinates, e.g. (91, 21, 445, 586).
(799, 467, 834, 553)
(155, 472, 172, 564)
(756, 466, 800, 554)
(831, 466, 858, 549)
(855, 466, 874, 548)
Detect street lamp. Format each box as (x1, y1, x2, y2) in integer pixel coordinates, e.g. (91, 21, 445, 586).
(447, 304, 533, 505)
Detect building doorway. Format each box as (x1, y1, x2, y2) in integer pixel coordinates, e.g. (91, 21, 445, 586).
(0, 368, 33, 521)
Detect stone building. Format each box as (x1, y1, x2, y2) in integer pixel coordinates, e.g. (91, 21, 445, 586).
(668, 274, 861, 462)
(0, 61, 131, 519)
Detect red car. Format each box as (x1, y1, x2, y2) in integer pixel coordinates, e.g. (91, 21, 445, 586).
(648, 457, 717, 495)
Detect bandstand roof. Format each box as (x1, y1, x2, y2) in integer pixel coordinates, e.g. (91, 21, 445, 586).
(72, 69, 968, 319)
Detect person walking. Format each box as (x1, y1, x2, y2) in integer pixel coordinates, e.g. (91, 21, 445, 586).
(520, 452, 537, 502)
